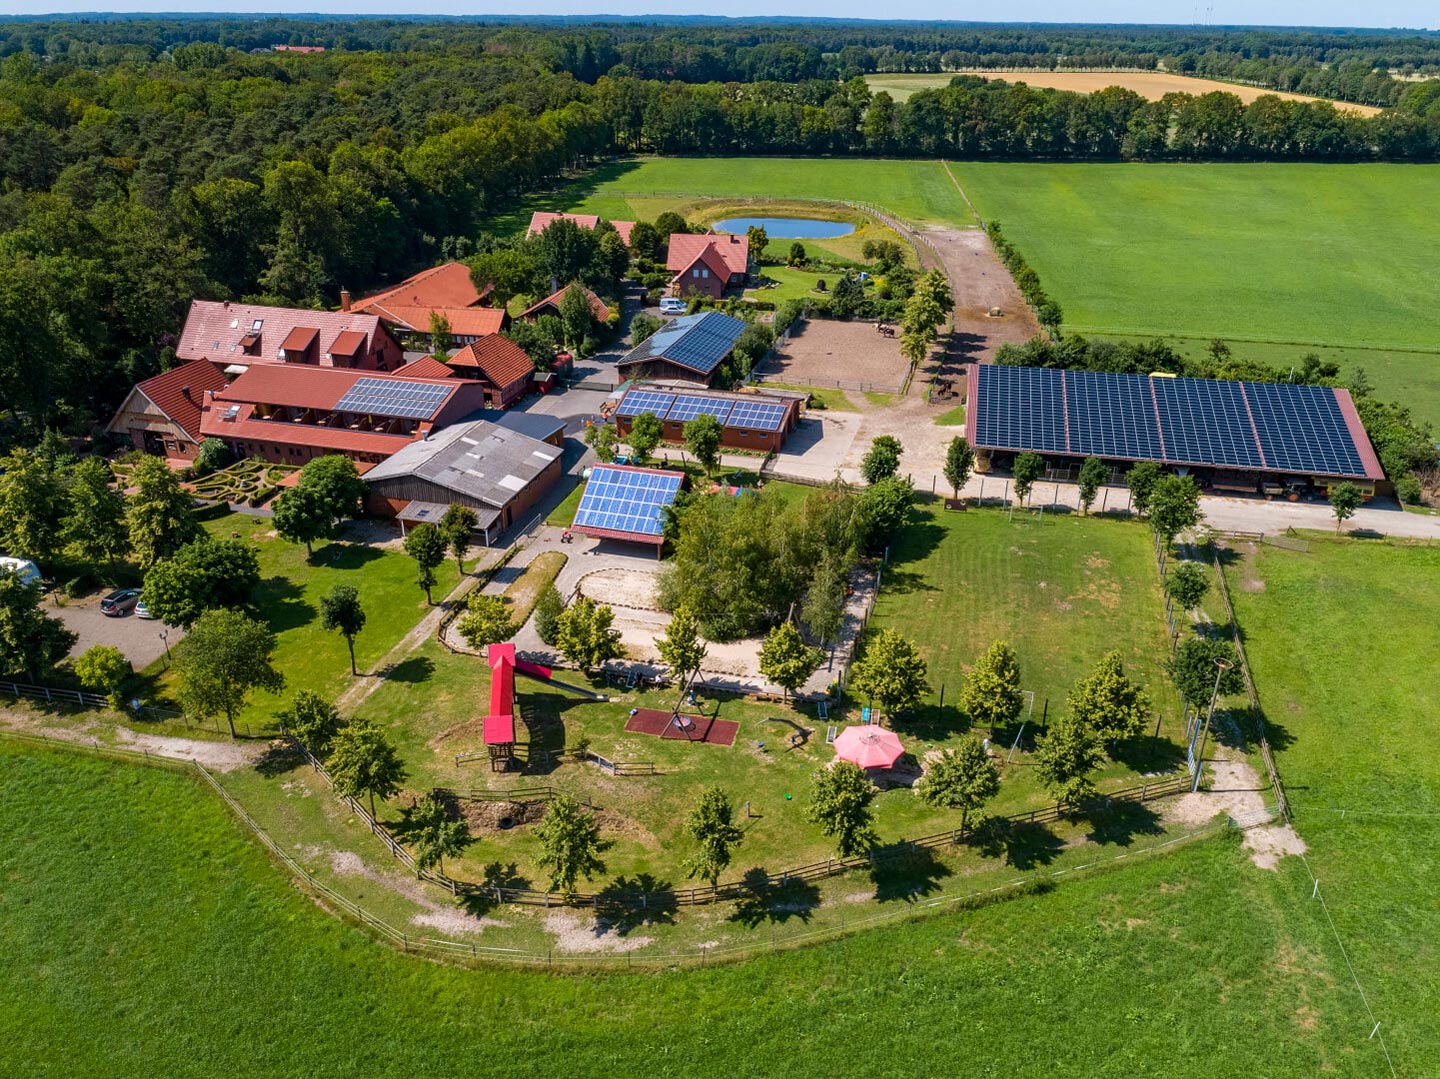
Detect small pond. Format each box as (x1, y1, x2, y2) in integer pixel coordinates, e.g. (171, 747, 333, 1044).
(713, 216, 855, 239)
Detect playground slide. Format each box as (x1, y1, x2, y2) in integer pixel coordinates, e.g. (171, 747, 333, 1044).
(512, 657, 607, 700)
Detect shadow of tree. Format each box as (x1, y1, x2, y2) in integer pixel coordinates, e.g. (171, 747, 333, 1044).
(318, 543, 386, 570)
(729, 867, 821, 927)
(385, 656, 435, 684)
(1083, 799, 1164, 847)
(593, 873, 678, 936)
(253, 577, 315, 634)
(253, 739, 306, 778)
(869, 843, 952, 903)
(973, 816, 1064, 870)
(1109, 734, 1184, 773)
(459, 862, 534, 917)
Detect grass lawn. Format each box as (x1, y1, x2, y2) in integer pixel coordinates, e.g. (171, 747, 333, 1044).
(933, 403, 966, 426)
(755, 382, 857, 412)
(145, 512, 458, 735)
(954, 163, 1440, 418)
(870, 502, 1179, 741)
(0, 740, 1392, 1076)
(490, 157, 975, 230)
(1224, 534, 1440, 1068)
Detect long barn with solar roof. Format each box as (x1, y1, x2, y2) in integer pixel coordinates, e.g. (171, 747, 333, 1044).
(965, 365, 1385, 497)
(610, 382, 803, 454)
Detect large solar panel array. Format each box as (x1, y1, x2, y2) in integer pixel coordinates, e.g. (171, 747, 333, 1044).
(972, 365, 1375, 478)
(620, 312, 748, 376)
(614, 388, 791, 433)
(666, 394, 735, 423)
(334, 377, 451, 420)
(726, 400, 789, 432)
(574, 466, 684, 538)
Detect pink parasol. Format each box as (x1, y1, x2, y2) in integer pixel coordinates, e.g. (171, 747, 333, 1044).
(832, 725, 905, 770)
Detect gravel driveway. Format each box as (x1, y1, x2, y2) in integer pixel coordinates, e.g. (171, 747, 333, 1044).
(55, 594, 182, 669)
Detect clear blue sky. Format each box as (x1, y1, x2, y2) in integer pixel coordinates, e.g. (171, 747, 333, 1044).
(0, 2, 1434, 32)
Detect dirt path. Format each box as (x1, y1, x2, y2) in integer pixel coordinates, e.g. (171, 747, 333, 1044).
(1164, 755, 1307, 870)
(0, 710, 261, 772)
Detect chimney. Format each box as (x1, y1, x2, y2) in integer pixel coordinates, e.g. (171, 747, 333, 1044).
(340, 288, 351, 312)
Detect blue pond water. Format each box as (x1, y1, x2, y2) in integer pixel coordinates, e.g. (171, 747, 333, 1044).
(713, 216, 855, 239)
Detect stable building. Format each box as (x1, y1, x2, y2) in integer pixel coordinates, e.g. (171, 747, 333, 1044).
(446, 335, 536, 409)
(177, 301, 403, 375)
(615, 311, 748, 386)
(965, 364, 1385, 496)
(611, 384, 801, 454)
(572, 464, 686, 554)
(105, 358, 229, 464)
(364, 418, 564, 543)
(199, 365, 488, 467)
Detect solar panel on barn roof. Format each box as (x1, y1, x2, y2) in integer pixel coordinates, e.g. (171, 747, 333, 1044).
(725, 401, 787, 432)
(1243, 381, 1364, 476)
(666, 394, 734, 424)
(574, 466, 684, 538)
(616, 390, 677, 419)
(334, 377, 450, 420)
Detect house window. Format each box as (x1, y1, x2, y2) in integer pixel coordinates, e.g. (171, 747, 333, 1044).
(701, 269, 709, 278)
(252, 319, 263, 331)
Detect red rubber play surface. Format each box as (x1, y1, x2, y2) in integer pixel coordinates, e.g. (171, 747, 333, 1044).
(624, 708, 739, 747)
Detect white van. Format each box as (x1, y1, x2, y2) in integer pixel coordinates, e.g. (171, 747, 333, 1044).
(0, 557, 43, 588)
(659, 297, 687, 315)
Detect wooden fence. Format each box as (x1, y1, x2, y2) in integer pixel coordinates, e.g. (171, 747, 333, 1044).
(1, 678, 184, 724)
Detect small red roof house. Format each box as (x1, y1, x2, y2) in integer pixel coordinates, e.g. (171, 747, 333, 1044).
(105, 358, 229, 464)
(177, 301, 403, 374)
(666, 233, 750, 298)
(527, 211, 635, 247)
(446, 335, 536, 409)
(398, 355, 460, 380)
(198, 364, 487, 467)
(519, 284, 611, 324)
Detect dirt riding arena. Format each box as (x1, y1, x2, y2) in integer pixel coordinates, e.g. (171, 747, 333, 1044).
(758, 319, 911, 393)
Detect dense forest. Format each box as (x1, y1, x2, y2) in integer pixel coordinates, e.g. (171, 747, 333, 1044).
(0, 16, 1438, 444)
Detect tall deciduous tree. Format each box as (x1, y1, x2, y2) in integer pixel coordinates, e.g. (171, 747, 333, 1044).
(141, 538, 260, 628)
(440, 504, 478, 575)
(1034, 714, 1104, 807)
(278, 690, 346, 760)
(683, 786, 744, 888)
(683, 414, 722, 476)
(176, 608, 284, 739)
(805, 761, 878, 857)
(534, 585, 565, 646)
(1078, 456, 1107, 515)
(456, 594, 516, 650)
(327, 720, 407, 819)
(536, 791, 605, 894)
(1067, 651, 1151, 744)
(554, 596, 623, 672)
(0, 449, 66, 563)
(849, 627, 929, 718)
(272, 485, 331, 555)
(65, 457, 129, 567)
(403, 523, 446, 604)
(1149, 474, 1204, 549)
(74, 644, 131, 710)
(801, 553, 848, 645)
(1166, 637, 1245, 708)
(428, 310, 452, 355)
(1125, 460, 1163, 516)
(944, 436, 975, 500)
(657, 605, 707, 685)
(918, 736, 1000, 832)
(959, 640, 1022, 738)
(558, 282, 594, 349)
(126, 455, 200, 570)
(408, 794, 470, 876)
(1164, 562, 1210, 612)
(1011, 451, 1045, 507)
(627, 411, 663, 463)
(860, 435, 903, 485)
(584, 420, 619, 463)
(0, 569, 77, 681)
(1329, 482, 1363, 533)
(320, 584, 366, 676)
(758, 621, 819, 699)
(297, 455, 367, 525)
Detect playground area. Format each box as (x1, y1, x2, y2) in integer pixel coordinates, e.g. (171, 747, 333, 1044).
(624, 707, 740, 747)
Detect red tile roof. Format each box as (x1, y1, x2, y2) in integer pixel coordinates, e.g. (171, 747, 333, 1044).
(351, 263, 487, 314)
(366, 304, 507, 338)
(527, 212, 635, 246)
(117, 358, 229, 443)
(666, 233, 749, 277)
(330, 329, 367, 356)
(213, 364, 458, 414)
(177, 301, 391, 368)
(200, 404, 417, 456)
(448, 335, 535, 390)
(400, 356, 459, 380)
(280, 325, 319, 353)
(671, 245, 732, 287)
(520, 285, 611, 323)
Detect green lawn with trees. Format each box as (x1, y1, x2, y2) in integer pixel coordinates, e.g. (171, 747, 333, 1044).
(0, 740, 1394, 1077)
(1225, 534, 1440, 1067)
(956, 163, 1440, 422)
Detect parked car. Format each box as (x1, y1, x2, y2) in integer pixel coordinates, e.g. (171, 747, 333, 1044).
(100, 588, 141, 616)
(135, 596, 156, 620)
(659, 297, 687, 315)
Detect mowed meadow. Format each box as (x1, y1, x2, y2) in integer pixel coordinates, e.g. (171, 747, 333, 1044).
(0, 742, 1394, 1079)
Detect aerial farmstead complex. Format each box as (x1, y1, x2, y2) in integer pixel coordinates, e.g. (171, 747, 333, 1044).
(5, 19, 1439, 1069)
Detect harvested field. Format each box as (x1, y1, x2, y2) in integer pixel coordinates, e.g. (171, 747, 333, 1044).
(758, 319, 911, 393)
(867, 71, 1382, 115)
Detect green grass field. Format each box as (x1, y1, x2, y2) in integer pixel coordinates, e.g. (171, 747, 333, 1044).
(955, 162, 1440, 421)
(1225, 534, 1440, 1069)
(0, 740, 1393, 1077)
(491, 157, 974, 230)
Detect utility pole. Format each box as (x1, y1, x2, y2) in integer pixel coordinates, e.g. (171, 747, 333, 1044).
(1192, 658, 1232, 792)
